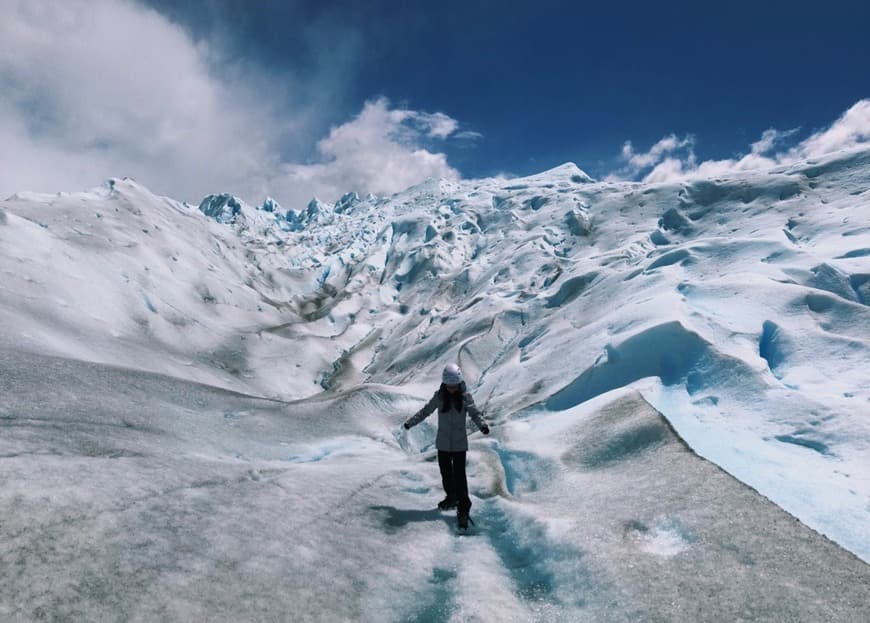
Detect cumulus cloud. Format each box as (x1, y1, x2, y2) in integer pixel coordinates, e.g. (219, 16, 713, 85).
(0, 0, 273, 199)
(271, 98, 460, 201)
(0, 0, 469, 207)
(612, 99, 870, 184)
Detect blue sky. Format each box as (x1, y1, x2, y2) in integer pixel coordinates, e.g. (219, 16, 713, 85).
(1, 0, 868, 206)
(143, 0, 870, 177)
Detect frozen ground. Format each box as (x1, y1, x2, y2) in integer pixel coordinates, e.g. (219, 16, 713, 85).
(0, 352, 867, 622)
(1, 146, 869, 620)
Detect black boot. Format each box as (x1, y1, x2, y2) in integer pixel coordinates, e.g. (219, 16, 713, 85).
(457, 506, 473, 530)
(457, 511, 469, 530)
(438, 497, 458, 510)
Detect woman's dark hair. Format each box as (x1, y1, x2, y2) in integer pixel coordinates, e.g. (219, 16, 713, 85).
(440, 382, 465, 412)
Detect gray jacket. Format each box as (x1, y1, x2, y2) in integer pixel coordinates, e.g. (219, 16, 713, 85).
(404, 386, 488, 452)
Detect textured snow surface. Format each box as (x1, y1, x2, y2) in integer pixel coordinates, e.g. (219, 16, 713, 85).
(1, 151, 869, 620)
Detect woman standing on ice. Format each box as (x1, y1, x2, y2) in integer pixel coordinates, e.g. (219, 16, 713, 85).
(403, 363, 490, 530)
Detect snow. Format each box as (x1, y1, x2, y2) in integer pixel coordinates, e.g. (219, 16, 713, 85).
(1, 151, 869, 620)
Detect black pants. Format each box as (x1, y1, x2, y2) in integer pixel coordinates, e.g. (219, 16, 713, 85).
(438, 450, 471, 513)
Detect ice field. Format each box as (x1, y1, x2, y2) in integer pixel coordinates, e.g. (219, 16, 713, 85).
(1, 144, 869, 621)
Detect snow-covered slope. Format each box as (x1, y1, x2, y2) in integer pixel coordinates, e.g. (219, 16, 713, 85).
(1, 150, 868, 620)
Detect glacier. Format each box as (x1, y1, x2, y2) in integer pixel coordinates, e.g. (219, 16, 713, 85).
(0, 150, 868, 621)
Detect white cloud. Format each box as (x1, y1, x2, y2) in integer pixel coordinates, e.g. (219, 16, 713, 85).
(790, 99, 870, 160)
(750, 128, 797, 155)
(0, 0, 271, 199)
(0, 0, 468, 207)
(454, 130, 484, 142)
(643, 158, 685, 184)
(272, 98, 460, 201)
(416, 112, 459, 139)
(615, 99, 870, 184)
(623, 135, 694, 170)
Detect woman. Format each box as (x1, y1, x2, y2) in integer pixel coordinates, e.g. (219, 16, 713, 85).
(403, 363, 490, 529)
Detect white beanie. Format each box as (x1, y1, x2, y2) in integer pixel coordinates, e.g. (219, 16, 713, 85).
(442, 363, 463, 385)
